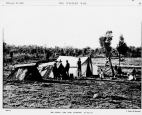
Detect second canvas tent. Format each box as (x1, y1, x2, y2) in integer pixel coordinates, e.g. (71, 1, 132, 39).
(38, 56, 99, 79)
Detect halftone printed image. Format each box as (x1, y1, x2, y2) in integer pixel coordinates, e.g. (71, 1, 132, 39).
(2, 0, 141, 111)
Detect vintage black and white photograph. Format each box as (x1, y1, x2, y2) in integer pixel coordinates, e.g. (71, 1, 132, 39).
(1, 0, 142, 111)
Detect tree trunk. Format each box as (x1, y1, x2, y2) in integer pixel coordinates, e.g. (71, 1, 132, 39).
(108, 57, 115, 77)
(119, 53, 120, 66)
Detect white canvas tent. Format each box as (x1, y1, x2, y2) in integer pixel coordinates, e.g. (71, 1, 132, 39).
(38, 56, 99, 79)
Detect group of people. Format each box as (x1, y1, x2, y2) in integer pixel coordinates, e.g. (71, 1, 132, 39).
(52, 60, 70, 80)
(52, 58, 82, 80)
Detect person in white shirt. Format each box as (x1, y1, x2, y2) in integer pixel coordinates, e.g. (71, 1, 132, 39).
(128, 73, 134, 81)
(99, 68, 104, 79)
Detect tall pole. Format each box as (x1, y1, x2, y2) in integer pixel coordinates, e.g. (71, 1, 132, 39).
(108, 56, 115, 77)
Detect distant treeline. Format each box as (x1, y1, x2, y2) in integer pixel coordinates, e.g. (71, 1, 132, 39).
(3, 42, 141, 64)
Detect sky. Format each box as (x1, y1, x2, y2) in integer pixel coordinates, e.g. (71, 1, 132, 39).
(1, 1, 142, 49)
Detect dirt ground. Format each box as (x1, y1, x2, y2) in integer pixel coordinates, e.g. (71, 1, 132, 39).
(3, 79, 141, 109)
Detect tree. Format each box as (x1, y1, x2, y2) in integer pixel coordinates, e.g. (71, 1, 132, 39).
(44, 49, 52, 61)
(127, 46, 141, 57)
(89, 49, 95, 58)
(116, 35, 128, 65)
(3, 42, 7, 64)
(111, 48, 117, 57)
(135, 47, 141, 57)
(3, 42, 7, 54)
(99, 31, 115, 77)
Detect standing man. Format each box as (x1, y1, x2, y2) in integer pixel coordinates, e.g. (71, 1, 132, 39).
(77, 58, 81, 78)
(52, 63, 58, 79)
(65, 60, 70, 77)
(99, 68, 104, 79)
(58, 60, 64, 80)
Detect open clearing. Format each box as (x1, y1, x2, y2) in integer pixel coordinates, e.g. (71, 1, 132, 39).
(3, 79, 141, 109)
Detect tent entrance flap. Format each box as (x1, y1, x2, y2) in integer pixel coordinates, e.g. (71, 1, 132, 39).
(8, 66, 42, 81)
(86, 61, 92, 77)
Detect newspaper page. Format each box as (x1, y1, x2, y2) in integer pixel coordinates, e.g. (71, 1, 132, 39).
(0, 0, 142, 115)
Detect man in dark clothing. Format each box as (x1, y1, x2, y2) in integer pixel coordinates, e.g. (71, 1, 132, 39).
(65, 60, 70, 77)
(58, 60, 65, 80)
(52, 63, 58, 79)
(77, 58, 81, 78)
